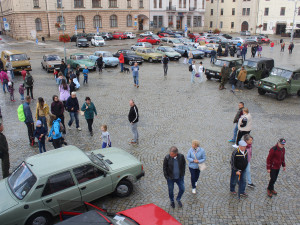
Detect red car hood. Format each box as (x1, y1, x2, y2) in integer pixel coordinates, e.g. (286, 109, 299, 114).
(118, 204, 181, 225)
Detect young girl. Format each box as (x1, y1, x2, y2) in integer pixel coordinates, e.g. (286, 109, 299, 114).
(198, 62, 204, 83)
(8, 82, 15, 102)
(83, 66, 89, 84)
(19, 83, 25, 101)
(53, 69, 59, 84)
(100, 125, 111, 148)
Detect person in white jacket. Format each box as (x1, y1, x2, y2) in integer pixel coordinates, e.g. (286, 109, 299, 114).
(233, 107, 252, 148)
(191, 60, 197, 84)
(198, 62, 204, 83)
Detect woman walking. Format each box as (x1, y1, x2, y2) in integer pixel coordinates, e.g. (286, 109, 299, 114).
(59, 79, 70, 109)
(35, 97, 49, 131)
(229, 67, 237, 93)
(187, 140, 206, 194)
(24, 72, 34, 99)
(81, 97, 97, 136)
(233, 107, 252, 148)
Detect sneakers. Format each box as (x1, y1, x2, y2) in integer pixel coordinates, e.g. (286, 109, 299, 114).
(240, 193, 248, 197)
(192, 188, 196, 194)
(231, 191, 237, 195)
(137, 85, 139, 88)
(177, 200, 183, 208)
(271, 190, 277, 195)
(228, 139, 235, 143)
(68, 125, 72, 130)
(232, 144, 238, 148)
(248, 183, 256, 188)
(170, 202, 175, 208)
(267, 189, 273, 198)
(77, 127, 82, 131)
(195, 182, 197, 187)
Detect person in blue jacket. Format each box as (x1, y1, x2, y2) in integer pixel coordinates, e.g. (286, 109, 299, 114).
(48, 118, 62, 149)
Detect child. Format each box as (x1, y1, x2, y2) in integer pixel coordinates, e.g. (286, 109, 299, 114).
(19, 83, 25, 101)
(34, 120, 47, 153)
(53, 69, 59, 84)
(8, 82, 15, 102)
(100, 125, 111, 148)
(198, 62, 204, 83)
(83, 66, 89, 84)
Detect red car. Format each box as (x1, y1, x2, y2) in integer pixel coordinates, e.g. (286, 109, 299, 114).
(195, 37, 209, 44)
(113, 32, 127, 40)
(137, 36, 160, 45)
(261, 36, 270, 43)
(58, 202, 181, 225)
(188, 33, 200, 40)
(158, 33, 170, 38)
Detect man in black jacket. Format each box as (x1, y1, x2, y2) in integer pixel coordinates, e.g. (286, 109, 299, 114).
(163, 146, 186, 208)
(66, 92, 81, 131)
(128, 100, 139, 144)
(96, 55, 103, 73)
(51, 95, 66, 134)
(0, 122, 10, 178)
(230, 140, 248, 198)
(162, 55, 169, 76)
(229, 102, 244, 143)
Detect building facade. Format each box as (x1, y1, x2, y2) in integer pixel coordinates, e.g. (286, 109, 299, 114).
(150, 0, 205, 32)
(204, 0, 259, 33)
(0, 0, 150, 40)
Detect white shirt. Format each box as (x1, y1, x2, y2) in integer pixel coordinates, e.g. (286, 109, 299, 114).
(199, 65, 204, 73)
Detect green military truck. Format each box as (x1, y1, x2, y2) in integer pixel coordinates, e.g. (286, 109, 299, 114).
(205, 57, 243, 80)
(238, 57, 274, 89)
(257, 66, 300, 100)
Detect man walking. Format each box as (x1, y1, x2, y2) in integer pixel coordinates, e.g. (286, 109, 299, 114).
(0, 122, 10, 178)
(66, 92, 81, 131)
(241, 45, 247, 61)
(24, 72, 34, 99)
(280, 42, 285, 52)
(23, 96, 35, 146)
(96, 54, 103, 73)
(230, 140, 248, 198)
(228, 102, 244, 143)
(288, 42, 294, 54)
(131, 62, 139, 88)
(266, 138, 286, 198)
(163, 146, 186, 208)
(162, 55, 169, 76)
(210, 48, 217, 63)
(219, 63, 230, 90)
(128, 100, 139, 144)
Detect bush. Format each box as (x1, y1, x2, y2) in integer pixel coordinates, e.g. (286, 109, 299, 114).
(59, 34, 70, 43)
(213, 28, 221, 34)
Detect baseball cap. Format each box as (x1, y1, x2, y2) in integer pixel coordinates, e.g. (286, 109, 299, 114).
(279, 138, 286, 145)
(36, 120, 42, 126)
(239, 140, 247, 147)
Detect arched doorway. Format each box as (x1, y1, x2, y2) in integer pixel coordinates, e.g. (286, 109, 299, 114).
(138, 14, 149, 31)
(241, 21, 249, 31)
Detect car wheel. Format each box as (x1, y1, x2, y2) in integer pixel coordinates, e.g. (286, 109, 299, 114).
(129, 61, 134, 66)
(297, 90, 300, 96)
(247, 78, 256, 89)
(148, 58, 153, 63)
(114, 179, 133, 197)
(206, 75, 212, 80)
(277, 89, 287, 101)
(258, 88, 266, 95)
(46, 67, 50, 73)
(41, 63, 44, 69)
(25, 212, 52, 225)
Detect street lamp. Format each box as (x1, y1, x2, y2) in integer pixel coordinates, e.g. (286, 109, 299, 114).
(289, 0, 300, 42)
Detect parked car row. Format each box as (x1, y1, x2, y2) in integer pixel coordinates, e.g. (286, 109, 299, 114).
(71, 32, 136, 42)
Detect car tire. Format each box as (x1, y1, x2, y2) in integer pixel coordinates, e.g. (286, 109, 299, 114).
(41, 63, 44, 69)
(258, 88, 266, 95)
(46, 67, 50, 73)
(206, 75, 212, 80)
(129, 61, 134, 66)
(25, 212, 52, 225)
(148, 58, 153, 63)
(114, 179, 133, 197)
(297, 90, 300, 96)
(247, 78, 255, 89)
(277, 89, 287, 101)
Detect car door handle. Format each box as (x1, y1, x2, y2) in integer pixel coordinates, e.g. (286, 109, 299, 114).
(45, 199, 52, 203)
(81, 186, 86, 190)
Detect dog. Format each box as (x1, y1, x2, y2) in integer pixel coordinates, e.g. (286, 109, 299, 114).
(123, 67, 130, 73)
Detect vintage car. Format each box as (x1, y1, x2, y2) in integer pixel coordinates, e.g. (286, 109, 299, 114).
(98, 32, 113, 40)
(178, 38, 195, 46)
(139, 31, 153, 37)
(113, 49, 143, 65)
(260, 35, 270, 43)
(135, 48, 163, 63)
(76, 38, 89, 47)
(89, 51, 119, 67)
(240, 30, 251, 36)
(158, 33, 170, 38)
(230, 37, 245, 45)
(238, 57, 274, 89)
(124, 32, 136, 39)
(66, 53, 96, 70)
(131, 42, 153, 51)
(196, 46, 212, 57)
(0, 146, 144, 225)
(205, 57, 243, 80)
(112, 32, 127, 40)
(188, 33, 200, 40)
(1, 50, 32, 72)
(137, 36, 160, 45)
(205, 43, 225, 54)
(160, 37, 183, 47)
(258, 67, 300, 100)
(244, 36, 260, 46)
(41, 54, 62, 72)
(155, 46, 181, 60)
(91, 35, 105, 46)
(173, 45, 205, 59)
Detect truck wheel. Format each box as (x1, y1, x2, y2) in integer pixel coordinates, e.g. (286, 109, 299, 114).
(206, 75, 211, 80)
(258, 88, 266, 95)
(114, 179, 133, 197)
(247, 78, 255, 89)
(277, 89, 287, 101)
(25, 212, 52, 225)
(148, 58, 153, 63)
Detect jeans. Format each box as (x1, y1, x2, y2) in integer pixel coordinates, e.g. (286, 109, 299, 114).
(236, 130, 250, 145)
(83, 76, 88, 84)
(26, 86, 33, 99)
(167, 177, 185, 202)
(188, 58, 192, 64)
(53, 138, 62, 149)
(120, 63, 124, 72)
(9, 93, 14, 101)
(191, 71, 195, 84)
(98, 65, 103, 73)
(163, 64, 168, 75)
(189, 167, 200, 189)
(102, 142, 112, 148)
(242, 53, 246, 61)
(268, 169, 280, 191)
(38, 139, 46, 153)
(38, 116, 48, 132)
(230, 169, 246, 197)
(68, 112, 79, 128)
(133, 75, 139, 85)
(2, 83, 8, 93)
(10, 70, 14, 80)
(86, 119, 94, 132)
(231, 84, 235, 92)
(211, 56, 216, 63)
(232, 123, 238, 142)
(131, 122, 139, 142)
(20, 94, 24, 100)
(245, 162, 252, 184)
(25, 122, 35, 144)
(236, 80, 244, 89)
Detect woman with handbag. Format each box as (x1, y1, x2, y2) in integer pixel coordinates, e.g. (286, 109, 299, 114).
(187, 140, 206, 194)
(81, 97, 97, 136)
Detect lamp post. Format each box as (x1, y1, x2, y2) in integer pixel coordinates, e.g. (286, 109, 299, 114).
(59, 0, 67, 61)
(216, 0, 220, 29)
(289, 0, 299, 42)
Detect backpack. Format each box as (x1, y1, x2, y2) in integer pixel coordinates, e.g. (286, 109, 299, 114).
(17, 104, 26, 122)
(26, 76, 33, 86)
(189, 64, 193, 72)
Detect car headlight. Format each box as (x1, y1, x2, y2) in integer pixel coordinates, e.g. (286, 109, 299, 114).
(80, 64, 85, 67)
(258, 81, 262, 86)
(216, 73, 219, 75)
(273, 84, 276, 89)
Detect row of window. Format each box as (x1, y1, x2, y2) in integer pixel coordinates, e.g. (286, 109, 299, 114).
(209, 0, 247, 2)
(209, 21, 235, 29)
(33, 0, 144, 8)
(35, 14, 133, 31)
(210, 8, 250, 16)
(154, 15, 202, 28)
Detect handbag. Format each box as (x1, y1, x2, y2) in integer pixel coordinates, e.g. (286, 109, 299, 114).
(195, 73, 200, 77)
(79, 103, 87, 116)
(193, 150, 207, 171)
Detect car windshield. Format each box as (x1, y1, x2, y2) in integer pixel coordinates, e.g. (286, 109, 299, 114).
(78, 39, 87, 42)
(47, 55, 61, 61)
(152, 35, 160, 39)
(243, 60, 257, 68)
(10, 54, 28, 61)
(125, 50, 135, 54)
(164, 47, 175, 52)
(94, 37, 103, 40)
(214, 60, 229, 67)
(144, 43, 152, 47)
(8, 162, 37, 200)
(146, 49, 155, 53)
(111, 215, 138, 225)
(88, 152, 109, 170)
(187, 46, 197, 51)
(76, 55, 89, 60)
(172, 39, 181, 43)
(270, 68, 293, 79)
(103, 52, 113, 57)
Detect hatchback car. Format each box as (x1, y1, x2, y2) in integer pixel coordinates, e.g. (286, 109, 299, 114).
(113, 32, 127, 40)
(131, 42, 153, 51)
(135, 48, 163, 63)
(155, 46, 181, 60)
(0, 146, 144, 225)
(137, 36, 160, 45)
(41, 54, 62, 72)
(91, 35, 105, 47)
(124, 32, 136, 39)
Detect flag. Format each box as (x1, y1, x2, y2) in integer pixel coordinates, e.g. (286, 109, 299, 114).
(36, 38, 38, 45)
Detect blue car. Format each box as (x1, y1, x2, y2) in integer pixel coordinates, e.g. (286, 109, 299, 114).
(196, 46, 212, 57)
(89, 51, 119, 68)
(173, 45, 205, 59)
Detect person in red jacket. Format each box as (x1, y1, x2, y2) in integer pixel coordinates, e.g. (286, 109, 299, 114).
(119, 53, 124, 73)
(21, 68, 27, 80)
(266, 138, 286, 197)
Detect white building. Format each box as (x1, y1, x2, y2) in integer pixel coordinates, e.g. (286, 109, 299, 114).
(149, 0, 205, 31)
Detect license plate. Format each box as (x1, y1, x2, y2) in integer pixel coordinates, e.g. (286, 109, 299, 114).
(263, 85, 271, 89)
(210, 73, 214, 75)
